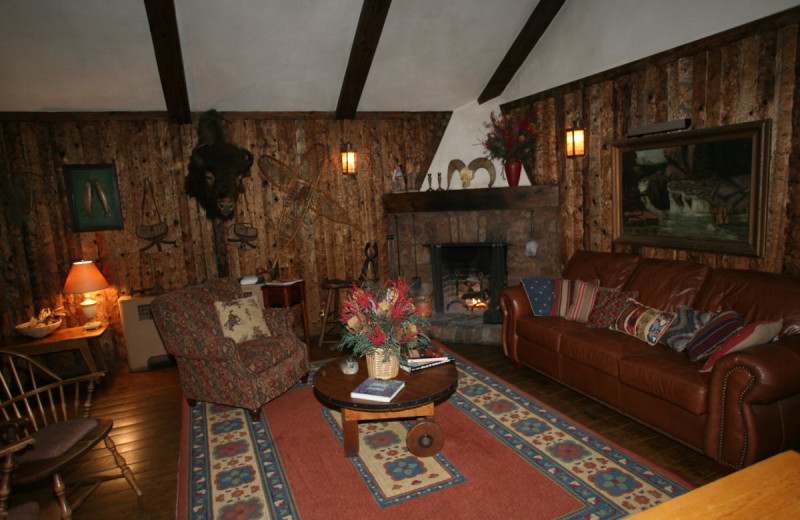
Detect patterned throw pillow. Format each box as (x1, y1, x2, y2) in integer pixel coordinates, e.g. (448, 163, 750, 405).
(586, 288, 640, 329)
(699, 319, 782, 372)
(611, 300, 676, 345)
(684, 310, 744, 362)
(521, 278, 559, 316)
(214, 296, 272, 343)
(659, 305, 716, 352)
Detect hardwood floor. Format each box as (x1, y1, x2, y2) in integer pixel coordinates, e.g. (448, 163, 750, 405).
(15, 340, 722, 519)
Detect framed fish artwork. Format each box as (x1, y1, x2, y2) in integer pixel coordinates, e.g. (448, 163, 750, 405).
(63, 163, 124, 232)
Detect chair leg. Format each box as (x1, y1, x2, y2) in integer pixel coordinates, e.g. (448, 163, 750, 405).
(53, 473, 72, 520)
(103, 436, 143, 497)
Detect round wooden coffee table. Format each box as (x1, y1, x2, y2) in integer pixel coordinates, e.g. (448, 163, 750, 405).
(313, 355, 458, 457)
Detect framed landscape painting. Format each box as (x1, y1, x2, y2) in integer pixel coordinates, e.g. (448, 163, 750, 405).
(612, 120, 771, 256)
(63, 163, 124, 232)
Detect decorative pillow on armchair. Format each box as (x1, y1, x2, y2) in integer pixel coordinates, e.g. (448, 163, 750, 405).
(586, 288, 639, 328)
(658, 305, 716, 352)
(611, 300, 676, 345)
(214, 296, 272, 343)
(521, 278, 559, 316)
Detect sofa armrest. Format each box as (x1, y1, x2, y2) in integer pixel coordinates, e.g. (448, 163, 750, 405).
(263, 306, 296, 337)
(499, 286, 532, 361)
(705, 335, 800, 469)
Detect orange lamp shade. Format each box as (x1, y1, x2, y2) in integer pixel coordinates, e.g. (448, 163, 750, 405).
(566, 128, 585, 158)
(63, 261, 109, 295)
(341, 143, 357, 175)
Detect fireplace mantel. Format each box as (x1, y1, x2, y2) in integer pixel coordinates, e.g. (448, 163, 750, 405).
(384, 185, 558, 213)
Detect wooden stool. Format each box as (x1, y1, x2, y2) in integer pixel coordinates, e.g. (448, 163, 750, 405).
(318, 278, 351, 348)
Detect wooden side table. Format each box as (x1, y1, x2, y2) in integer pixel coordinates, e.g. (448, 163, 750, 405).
(1, 324, 109, 376)
(261, 280, 311, 354)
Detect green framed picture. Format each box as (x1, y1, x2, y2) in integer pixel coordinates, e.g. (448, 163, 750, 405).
(63, 163, 124, 232)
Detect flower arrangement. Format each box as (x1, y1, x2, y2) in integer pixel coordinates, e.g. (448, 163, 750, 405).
(338, 277, 431, 361)
(481, 108, 538, 164)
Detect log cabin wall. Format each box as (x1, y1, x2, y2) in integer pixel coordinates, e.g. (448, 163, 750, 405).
(0, 112, 450, 357)
(503, 8, 800, 274)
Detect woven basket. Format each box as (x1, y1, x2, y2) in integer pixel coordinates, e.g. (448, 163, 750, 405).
(366, 349, 399, 379)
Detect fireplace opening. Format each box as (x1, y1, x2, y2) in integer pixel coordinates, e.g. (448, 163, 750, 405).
(426, 243, 507, 324)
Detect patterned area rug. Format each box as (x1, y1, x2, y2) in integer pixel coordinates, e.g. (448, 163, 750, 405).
(179, 354, 692, 519)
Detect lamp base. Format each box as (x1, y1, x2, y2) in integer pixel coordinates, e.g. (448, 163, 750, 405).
(83, 320, 102, 330)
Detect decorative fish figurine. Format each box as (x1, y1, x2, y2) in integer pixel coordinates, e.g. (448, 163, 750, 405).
(93, 178, 111, 216)
(83, 180, 94, 218)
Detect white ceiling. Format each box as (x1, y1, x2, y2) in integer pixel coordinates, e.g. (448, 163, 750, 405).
(0, 0, 538, 113)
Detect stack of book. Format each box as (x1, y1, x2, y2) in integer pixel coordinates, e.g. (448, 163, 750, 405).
(400, 345, 455, 372)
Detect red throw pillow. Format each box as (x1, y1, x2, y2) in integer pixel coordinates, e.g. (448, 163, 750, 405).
(586, 288, 639, 329)
(699, 319, 783, 372)
(685, 310, 745, 362)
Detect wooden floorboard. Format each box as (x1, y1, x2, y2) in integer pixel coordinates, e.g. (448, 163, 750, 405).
(11, 339, 722, 519)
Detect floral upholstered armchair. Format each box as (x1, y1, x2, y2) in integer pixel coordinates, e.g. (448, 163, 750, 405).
(151, 278, 309, 420)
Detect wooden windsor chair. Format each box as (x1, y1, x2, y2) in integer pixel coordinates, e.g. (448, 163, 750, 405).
(0, 350, 142, 519)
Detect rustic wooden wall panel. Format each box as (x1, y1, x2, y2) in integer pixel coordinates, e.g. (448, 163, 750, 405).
(0, 112, 450, 355)
(503, 14, 799, 276)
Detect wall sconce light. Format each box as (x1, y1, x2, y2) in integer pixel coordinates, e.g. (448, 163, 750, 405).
(566, 127, 585, 158)
(341, 142, 357, 175)
(63, 260, 109, 330)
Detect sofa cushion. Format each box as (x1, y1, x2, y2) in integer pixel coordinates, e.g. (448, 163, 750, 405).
(619, 350, 710, 415)
(521, 277, 558, 316)
(699, 319, 783, 372)
(562, 250, 640, 290)
(561, 327, 654, 377)
(215, 296, 272, 343)
(659, 305, 716, 352)
(624, 259, 710, 311)
(586, 288, 639, 328)
(517, 314, 586, 354)
(685, 310, 745, 362)
(611, 300, 676, 346)
(236, 337, 295, 372)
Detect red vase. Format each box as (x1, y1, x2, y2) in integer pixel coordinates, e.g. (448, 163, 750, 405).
(504, 160, 522, 187)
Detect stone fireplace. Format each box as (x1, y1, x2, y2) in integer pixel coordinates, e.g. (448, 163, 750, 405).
(384, 185, 559, 344)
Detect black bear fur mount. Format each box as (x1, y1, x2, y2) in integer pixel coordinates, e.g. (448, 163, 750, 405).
(185, 110, 254, 220)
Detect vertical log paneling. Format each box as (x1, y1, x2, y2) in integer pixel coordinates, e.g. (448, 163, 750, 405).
(503, 13, 799, 276)
(0, 112, 450, 354)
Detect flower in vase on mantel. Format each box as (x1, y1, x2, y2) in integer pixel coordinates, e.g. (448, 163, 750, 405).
(481, 107, 538, 186)
(338, 277, 431, 362)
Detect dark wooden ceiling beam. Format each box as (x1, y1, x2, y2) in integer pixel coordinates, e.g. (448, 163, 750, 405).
(335, 0, 392, 120)
(144, 0, 191, 124)
(478, 0, 566, 105)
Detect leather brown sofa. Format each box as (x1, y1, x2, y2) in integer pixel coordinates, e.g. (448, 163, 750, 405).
(499, 250, 800, 470)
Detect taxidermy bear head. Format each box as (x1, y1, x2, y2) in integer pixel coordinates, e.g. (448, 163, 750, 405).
(185, 110, 254, 220)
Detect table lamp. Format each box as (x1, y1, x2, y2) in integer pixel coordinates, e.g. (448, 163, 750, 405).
(63, 260, 109, 330)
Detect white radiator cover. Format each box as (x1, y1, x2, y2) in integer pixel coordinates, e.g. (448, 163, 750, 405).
(119, 295, 168, 372)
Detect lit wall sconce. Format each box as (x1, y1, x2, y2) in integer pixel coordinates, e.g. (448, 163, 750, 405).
(63, 260, 109, 330)
(341, 142, 357, 175)
(566, 127, 585, 158)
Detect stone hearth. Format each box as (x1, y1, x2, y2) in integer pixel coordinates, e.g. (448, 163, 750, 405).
(430, 312, 501, 345)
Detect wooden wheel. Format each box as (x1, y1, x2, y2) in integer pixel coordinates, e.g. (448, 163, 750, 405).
(406, 420, 443, 457)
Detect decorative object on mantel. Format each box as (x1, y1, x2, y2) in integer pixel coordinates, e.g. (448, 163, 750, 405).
(446, 158, 496, 189)
(391, 160, 405, 192)
(481, 107, 538, 187)
(338, 277, 431, 379)
(258, 143, 363, 269)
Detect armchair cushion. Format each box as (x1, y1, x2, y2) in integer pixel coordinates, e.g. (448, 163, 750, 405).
(214, 296, 272, 343)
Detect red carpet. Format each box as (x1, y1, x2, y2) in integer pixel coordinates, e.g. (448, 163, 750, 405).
(179, 353, 693, 519)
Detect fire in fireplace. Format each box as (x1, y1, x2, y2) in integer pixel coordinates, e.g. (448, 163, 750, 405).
(426, 243, 507, 324)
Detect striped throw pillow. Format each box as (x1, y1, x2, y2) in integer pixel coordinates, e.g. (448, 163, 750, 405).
(611, 300, 676, 345)
(685, 310, 745, 362)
